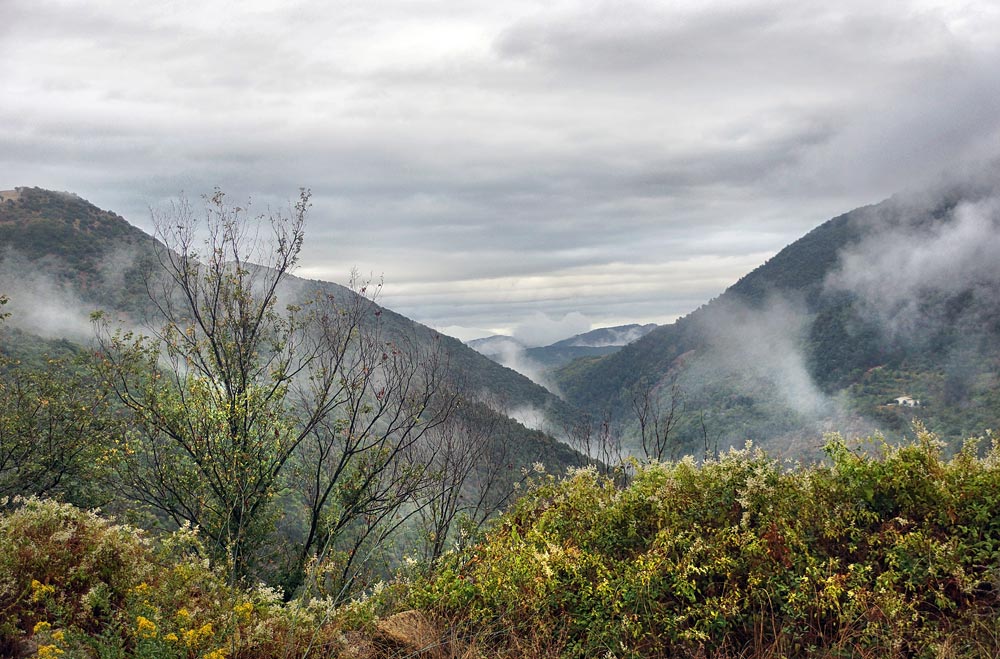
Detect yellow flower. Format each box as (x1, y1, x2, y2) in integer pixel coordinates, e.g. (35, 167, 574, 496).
(135, 615, 157, 639)
(37, 645, 64, 659)
(234, 601, 254, 620)
(132, 582, 151, 595)
(164, 633, 179, 643)
(51, 630, 65, 643)
(30, 580, 56, 602)
(33, 621, 52, 634)
(183, 623, 214, 648)
(203, 649, 228, 659)
(176, 607, 191, 622)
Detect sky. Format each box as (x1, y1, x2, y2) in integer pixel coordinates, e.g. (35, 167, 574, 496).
(3, 0, 1000, 344)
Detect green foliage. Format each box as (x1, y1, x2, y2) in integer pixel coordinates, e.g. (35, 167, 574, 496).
(0, 306, 117, 505)
(411, 429, 1000, 658)
(0, 498, 374, 659)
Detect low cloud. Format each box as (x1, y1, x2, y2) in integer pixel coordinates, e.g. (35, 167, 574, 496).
(0, 251, 95, 342)
(827, 194, 1000, 338)
(512, 311, 590, 348)
(469, 335, 561, 394)
(569, 324, 656, 347)
(694, 295, 831, 418)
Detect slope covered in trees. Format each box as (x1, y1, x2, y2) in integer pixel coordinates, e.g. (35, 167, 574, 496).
(0, 187, 578, 429)
(555, 175, 1000, 456)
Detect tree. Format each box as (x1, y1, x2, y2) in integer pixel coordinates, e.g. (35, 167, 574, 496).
(0, 297, 116, 504)
(95, 189, 453, 585)
(632, 377, 682, 462)
(289, 278, 454, 598)
(564, 410, 625, 479)
(414, 397, 531, 567)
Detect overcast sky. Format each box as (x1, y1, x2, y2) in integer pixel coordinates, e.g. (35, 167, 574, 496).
(3, 0, 1000, 343)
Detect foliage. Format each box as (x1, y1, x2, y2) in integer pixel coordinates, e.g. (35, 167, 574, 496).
(411, 427, 1000, 658)
(0, 298, 117, 506)
(0, 498, 371, 659)
(93, 189, 457, 593)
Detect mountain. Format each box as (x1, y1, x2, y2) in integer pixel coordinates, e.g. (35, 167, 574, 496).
(526, 323, 659, 369)
(0, 186, 585, 464)
(555, 174, 1000, 456)
(548, 323, 658, 349)
(467, 323, 659, 389)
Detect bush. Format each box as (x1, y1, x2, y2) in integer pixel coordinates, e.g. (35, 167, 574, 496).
(410, 429, 1000, 658)
(0, 498, 374, 659)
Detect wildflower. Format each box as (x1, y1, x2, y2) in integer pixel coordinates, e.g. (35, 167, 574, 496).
(51, 630, 65, 643)
(204, 649, 228, 659)
(234, 601, 254, 620)
(136, 615, 157, 638)
(37, 646, 64, 659)
(183, 623, 213, 648)
(30, 580, 56, 602)
(176, 607, 191, 622)
(164, 633, 179, 643)
(33, 621, 52, 634)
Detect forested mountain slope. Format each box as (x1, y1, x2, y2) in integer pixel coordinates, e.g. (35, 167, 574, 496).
(0, 186, 584, 461)
(556, 175, 1000, 455)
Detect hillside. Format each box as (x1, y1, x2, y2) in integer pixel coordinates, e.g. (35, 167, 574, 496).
(0, 186, 584, 459)
(555, 177, 1000, 456)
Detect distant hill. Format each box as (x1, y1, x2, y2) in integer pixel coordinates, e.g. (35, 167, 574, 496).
(468, 323, 659, 389)
(0, 186, 586, 468)
(548, 323, 658, 349)
(555, 173, 1000, 456)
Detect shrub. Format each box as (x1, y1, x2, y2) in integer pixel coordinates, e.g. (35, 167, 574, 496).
(410, 430, 1000, 658)
(0, 498, 367, 658)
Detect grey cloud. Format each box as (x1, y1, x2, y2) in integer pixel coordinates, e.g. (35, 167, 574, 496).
(692, 295, 831, 418)
(4, 1, 1000, 339)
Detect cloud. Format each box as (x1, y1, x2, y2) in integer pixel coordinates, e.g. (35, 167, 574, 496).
(0, 252, 95, 342)
(468, 334, 561, 393)
(693, 295, 831, 418)
(569, 324, 655, 347)
(4, 0, 1000, 333)
(512, 311, 590, 348)
(827, 192, 1000, 337)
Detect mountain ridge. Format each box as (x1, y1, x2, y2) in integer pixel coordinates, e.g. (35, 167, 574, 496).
(0, 186, 586, 463)
(555, 179, 1000, 455)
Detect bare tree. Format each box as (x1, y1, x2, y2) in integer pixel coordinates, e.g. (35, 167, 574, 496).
(414, 396, 531, 567)
(632, 377, 682, 462)
(289, 281, 455, 597)
(564, 410, 625, 479)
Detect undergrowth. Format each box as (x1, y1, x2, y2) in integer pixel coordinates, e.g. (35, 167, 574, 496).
(409, 427, 1000, 658)
(4, 427, 1000, 658)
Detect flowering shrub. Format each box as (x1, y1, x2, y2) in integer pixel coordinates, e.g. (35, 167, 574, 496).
(5, 427, 1000, 659)
(411, 429, 1000, 658)
(0, 498, 372, 658)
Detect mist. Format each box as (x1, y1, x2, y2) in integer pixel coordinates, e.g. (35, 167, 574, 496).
(827, 194, 1000, 339)
(469, 335, 562, 395)
(0, 250, 96, 342)
(568, 324, 656, 348)
(693, 295, 832, 419)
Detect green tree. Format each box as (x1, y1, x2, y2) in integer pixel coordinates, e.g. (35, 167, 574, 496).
(0, 297, 116, 504)
(95, 189, 453, 584)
